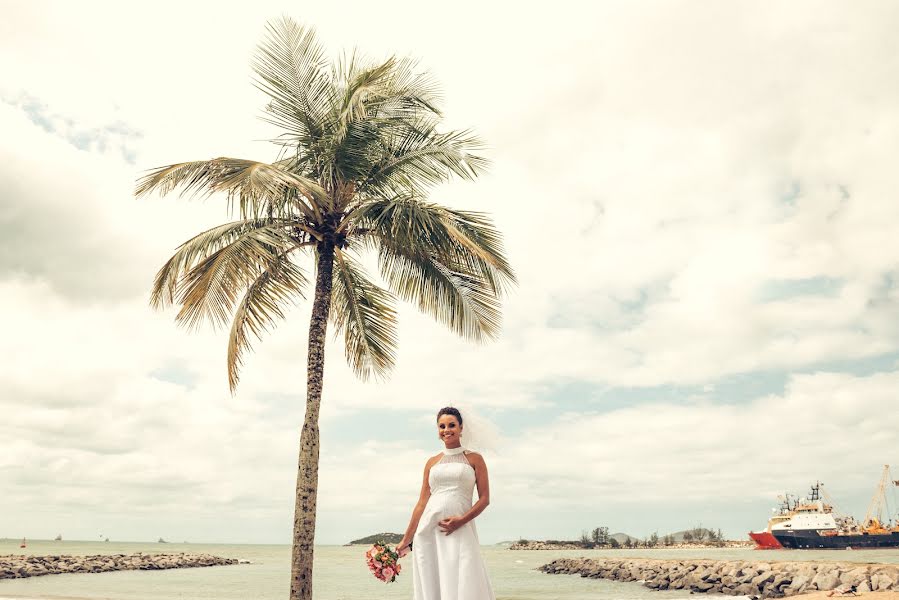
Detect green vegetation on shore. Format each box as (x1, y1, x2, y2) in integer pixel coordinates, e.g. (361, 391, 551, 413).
(517, 524, 732, 549)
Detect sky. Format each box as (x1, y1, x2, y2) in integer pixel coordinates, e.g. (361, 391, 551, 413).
(3, 0, 899, 545)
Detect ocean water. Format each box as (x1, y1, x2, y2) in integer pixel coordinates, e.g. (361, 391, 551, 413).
(2, 540, 899, 600)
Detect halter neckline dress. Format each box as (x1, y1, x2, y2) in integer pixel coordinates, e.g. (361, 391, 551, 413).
(411, 446, 495, 599)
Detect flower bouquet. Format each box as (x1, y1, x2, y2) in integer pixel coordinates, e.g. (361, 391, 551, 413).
(365, 540, 404, 582)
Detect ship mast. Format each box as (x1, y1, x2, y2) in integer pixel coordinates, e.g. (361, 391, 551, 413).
(808, 482, 822, 503)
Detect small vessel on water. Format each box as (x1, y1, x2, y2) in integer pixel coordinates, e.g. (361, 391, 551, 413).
(760, 466, 899, 550)
(19, 537, 26, 548)
(54, 534, 62, 541)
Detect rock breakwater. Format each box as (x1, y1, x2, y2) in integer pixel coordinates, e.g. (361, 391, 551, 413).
(511, 540, 583, 550)
(539, 558, 899, 598)
(0, 553, 239, 579)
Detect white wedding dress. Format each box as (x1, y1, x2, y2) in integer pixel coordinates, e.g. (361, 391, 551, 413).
(411, 446, 495, 599)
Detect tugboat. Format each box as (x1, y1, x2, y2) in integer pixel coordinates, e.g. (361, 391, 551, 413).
(772, 466, 899, 549)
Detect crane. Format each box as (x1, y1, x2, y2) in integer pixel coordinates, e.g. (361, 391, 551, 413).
(862, 465, 894, 533)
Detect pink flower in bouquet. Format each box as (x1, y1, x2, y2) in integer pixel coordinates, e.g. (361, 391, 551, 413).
(365, 540, 403, 583)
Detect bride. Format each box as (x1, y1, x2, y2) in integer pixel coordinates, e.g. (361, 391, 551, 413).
(396, 406, 495, 599)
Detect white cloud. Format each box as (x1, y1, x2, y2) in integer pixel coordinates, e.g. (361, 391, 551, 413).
(3, 0, 899, 544)
(499, 369, 899, 506)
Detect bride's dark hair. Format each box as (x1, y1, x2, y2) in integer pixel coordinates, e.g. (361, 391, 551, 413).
(436, 406, 463, 425)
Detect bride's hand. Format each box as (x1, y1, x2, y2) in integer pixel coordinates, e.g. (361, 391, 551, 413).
(396, 539, 411, 557)
(438, 517, 464, 535)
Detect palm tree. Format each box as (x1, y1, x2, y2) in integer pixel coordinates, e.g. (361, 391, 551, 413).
(136, 16, 514, 600)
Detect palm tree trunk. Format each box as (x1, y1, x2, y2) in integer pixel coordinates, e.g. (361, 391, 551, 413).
(290, 241, 335, 600)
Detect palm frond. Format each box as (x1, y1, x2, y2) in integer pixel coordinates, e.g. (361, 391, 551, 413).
(343, 196, 514, 340)
(135, 157, 328, 221)
(151, 219, 296, 309)
(330, 248, 398, 379)
(336, 56, 441, 125)
(252, 16, 335, 152)
(344, 196, 515, 294)
(361, 120, 488, 195)
(159, 222, 299, 330)
(228, 254, 308, 391)
(338, 56, 397, 129)
(328, 57, 447, 188)
(377, 240, 502, 341)
(434, 206, 516, 294)
(326, 55, 398, 184)
(377, 57, 443, 118)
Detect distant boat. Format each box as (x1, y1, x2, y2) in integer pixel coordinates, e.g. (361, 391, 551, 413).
(54, 534, 62, 541)
(158, 537, 168, 543)
(19, 537, 26, 548)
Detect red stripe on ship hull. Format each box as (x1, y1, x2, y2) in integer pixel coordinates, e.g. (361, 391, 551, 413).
(748, 531, 782, 549)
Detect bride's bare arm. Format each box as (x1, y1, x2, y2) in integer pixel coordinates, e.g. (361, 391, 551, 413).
(397, 455, 437, 553)
(461, 452, 491, 524)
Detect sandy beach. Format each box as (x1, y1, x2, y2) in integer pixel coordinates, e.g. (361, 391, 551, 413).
(802, 593, 899, 600)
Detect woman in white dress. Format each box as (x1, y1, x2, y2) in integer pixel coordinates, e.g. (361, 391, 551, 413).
(396, 407, 495, 599)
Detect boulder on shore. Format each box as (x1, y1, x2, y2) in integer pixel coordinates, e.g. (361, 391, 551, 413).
(539, 557, 899, 599)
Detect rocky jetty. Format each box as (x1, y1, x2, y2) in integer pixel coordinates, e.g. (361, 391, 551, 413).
(539, 557, 899, 598)
(0, 553, 239, 579)
(511, 540, 583, 550)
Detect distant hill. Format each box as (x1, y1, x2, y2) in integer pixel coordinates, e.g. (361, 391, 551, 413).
(346, 532, 403, 546)
(667, 528, 717, 542)
(610, 532, 637, 544)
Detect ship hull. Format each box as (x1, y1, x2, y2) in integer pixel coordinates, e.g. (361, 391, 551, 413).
(774, 530, 899, 549)
(748, 531, 782, 549)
